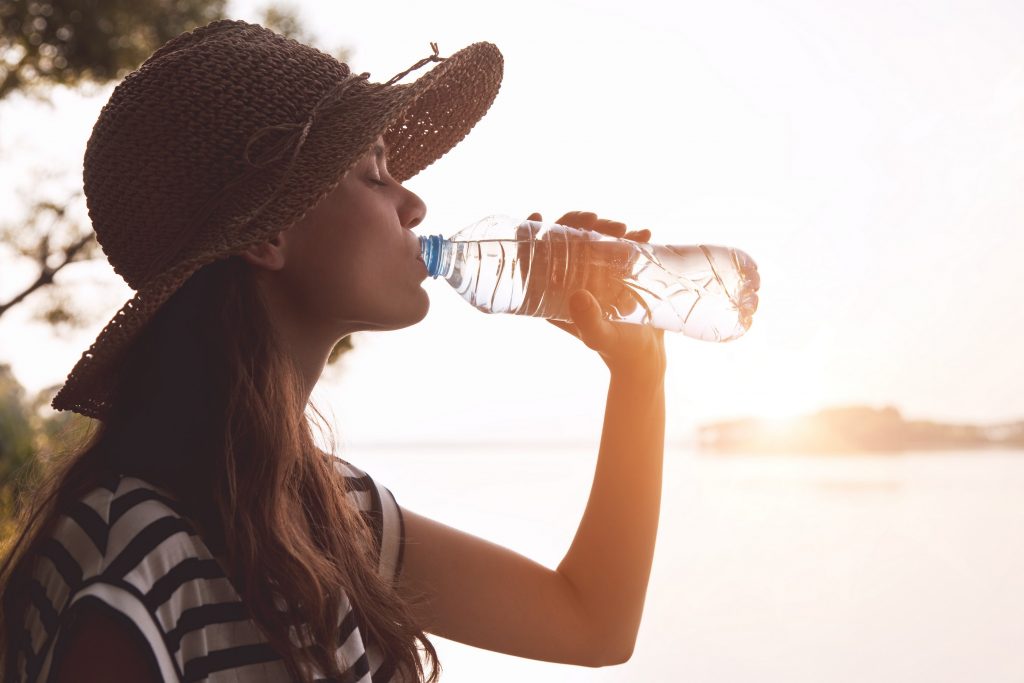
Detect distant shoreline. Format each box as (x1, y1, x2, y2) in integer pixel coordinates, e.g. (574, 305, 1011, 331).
(697, 405, 1024, 455)
(330, 405, 1024, 455)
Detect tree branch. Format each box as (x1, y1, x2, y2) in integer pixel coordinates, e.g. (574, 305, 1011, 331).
(0, 52, 28, 101)
(0, 233, 96, 319)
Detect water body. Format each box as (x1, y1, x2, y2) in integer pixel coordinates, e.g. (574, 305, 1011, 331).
(348, 445, 1024, 682)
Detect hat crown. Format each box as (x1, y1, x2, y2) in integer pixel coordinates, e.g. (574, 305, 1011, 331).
(83, 20, 351, 289)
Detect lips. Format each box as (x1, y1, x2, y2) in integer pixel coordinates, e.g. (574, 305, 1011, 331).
(413, 244, 427, 274)
(411, 235, 425, 263)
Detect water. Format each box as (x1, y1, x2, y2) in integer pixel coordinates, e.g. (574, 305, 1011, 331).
(420, 215, 760, 341)
(348, 445, 1024, 682)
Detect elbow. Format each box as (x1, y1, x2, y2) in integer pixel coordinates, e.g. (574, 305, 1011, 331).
(608, 639, 636, 667)
(586, 636, 636, 668)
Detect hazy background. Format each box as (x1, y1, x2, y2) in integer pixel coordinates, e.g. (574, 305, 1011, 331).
(2, 1, 1022, 681)
(3, 0, 1023, 445)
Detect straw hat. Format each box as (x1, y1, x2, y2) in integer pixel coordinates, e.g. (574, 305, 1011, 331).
(50, 19, 503, 420)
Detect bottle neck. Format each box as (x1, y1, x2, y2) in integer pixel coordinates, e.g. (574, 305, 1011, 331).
(419, 235, 454, 279)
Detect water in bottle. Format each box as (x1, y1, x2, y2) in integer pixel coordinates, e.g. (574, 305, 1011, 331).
(419, 214, 760, 342)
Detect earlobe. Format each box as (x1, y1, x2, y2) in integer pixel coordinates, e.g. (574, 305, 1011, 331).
(239, 232, 287, 271)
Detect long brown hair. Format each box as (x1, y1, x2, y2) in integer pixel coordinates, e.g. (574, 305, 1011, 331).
(0, 256, 440, 682)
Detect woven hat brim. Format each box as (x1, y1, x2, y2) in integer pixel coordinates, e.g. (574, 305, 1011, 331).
(51, 39, 504, 420)
(51, 261, 205, 420)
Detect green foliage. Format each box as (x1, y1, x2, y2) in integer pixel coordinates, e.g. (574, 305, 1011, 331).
(0, 364, 34, 486)
(0, 0, 227, 99)
(0, 364, 88, 548)
(0, 1, 345, 100)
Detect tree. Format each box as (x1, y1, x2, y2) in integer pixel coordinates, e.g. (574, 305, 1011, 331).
(0, 0, 228, 100)
(0, 363, 94, 548)
(1, 1, 345, 100)
(0, 0, 234, 331)
(0, 0, 353, 357)
(0, 190, 101, 329)
(0, 364, 35, 488)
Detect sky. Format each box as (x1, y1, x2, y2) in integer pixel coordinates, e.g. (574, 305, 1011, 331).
(1, 0, 1023, 446)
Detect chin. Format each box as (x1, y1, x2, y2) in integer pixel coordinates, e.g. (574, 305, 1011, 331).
(403, 298, 430, 328)
(365, 296, 430, 332)
(407, 288, 431, 322)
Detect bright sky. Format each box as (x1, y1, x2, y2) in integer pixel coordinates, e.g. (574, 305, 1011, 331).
(1, 0, 1022, 446)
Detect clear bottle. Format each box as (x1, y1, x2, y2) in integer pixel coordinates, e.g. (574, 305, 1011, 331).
(419, 214, 760, 342)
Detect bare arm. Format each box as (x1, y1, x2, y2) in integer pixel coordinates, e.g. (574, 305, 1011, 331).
(556, 371, 665, 662)
(396, 210, 666, 666)
(540, 209, 668, 661)
(396, 372, 664, 667)
(397, 508, 603, 666)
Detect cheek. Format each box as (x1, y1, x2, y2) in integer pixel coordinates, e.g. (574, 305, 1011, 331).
(281, 203, 405, 318)
(291, 231, 389, 308)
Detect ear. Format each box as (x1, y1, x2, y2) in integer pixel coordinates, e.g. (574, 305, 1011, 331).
(239, 231, 287, 271)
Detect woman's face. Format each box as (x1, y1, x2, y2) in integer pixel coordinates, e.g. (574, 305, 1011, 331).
(259, 135, 430, 343)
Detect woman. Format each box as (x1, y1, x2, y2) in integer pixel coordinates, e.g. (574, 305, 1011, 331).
(0, 18, 666, 683)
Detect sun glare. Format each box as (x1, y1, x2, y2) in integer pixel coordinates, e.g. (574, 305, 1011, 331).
(742, 360, 825, 421)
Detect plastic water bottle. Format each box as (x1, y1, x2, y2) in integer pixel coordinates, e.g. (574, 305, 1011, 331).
(419, 214, 760, 342)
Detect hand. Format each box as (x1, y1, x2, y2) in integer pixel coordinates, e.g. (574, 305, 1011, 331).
(526, 211, 666, 381)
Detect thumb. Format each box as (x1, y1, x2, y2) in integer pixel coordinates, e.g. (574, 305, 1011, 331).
(569, 290, 611, 350)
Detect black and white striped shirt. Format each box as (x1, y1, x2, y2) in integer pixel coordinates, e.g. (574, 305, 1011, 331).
(15, 457, 407, 682)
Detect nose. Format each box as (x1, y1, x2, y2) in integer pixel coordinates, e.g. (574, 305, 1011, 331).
(400, 185, 427, 231)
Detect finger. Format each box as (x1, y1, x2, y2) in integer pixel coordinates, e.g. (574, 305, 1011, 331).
(624, 228, 651, 242)
(527, 212, 542, 221)
(613, 282, 638, 316)
(594, 219, 627, 238)
(569, 289, 613, 352)
(556, 211, 598, 229)
(546, 318, 580, 339)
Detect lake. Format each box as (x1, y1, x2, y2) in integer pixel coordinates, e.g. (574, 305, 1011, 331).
(345, 445, 1024, 682)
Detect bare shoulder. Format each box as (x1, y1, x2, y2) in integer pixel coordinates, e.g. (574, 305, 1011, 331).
(52, 601, 162, 683)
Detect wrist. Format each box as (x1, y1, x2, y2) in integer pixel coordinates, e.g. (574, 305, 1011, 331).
(607, 364, 665, 389)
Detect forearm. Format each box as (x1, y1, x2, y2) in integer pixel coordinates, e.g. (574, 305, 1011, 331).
(556, 370, 666, 662)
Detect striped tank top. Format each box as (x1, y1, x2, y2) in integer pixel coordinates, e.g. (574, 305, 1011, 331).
(14, 457, 408, 682)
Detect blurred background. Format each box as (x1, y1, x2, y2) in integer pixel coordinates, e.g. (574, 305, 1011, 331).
(1, 0, 1022, 681)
